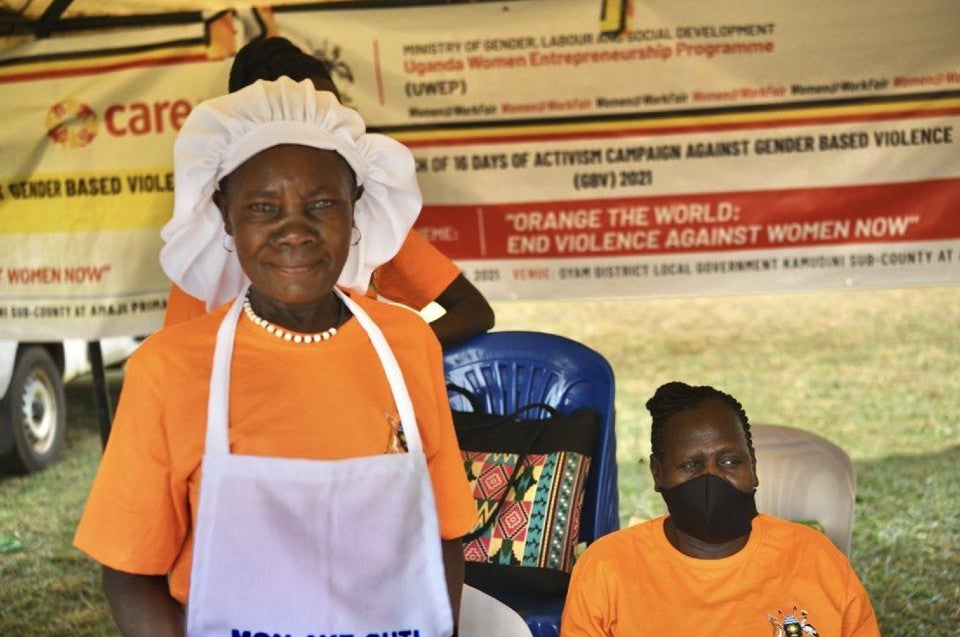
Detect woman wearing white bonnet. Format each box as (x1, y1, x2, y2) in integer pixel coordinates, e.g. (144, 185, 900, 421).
(74, 77, 477, 637)
(161, 36, 495, 348)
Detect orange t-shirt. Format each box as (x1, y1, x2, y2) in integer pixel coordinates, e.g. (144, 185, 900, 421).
(369, 229, 460, 309)
(560, 515, 880, 637)
(163, 230, 460, 327)
(75, 292, 477, 604)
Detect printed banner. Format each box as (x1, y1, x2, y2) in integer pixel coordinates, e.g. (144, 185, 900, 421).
(2, 0, 959, 340)
(0, 14, 235, 339)
(271, 0, 960, 300)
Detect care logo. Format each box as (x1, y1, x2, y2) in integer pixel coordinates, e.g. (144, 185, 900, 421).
(46, 98, 98, 148)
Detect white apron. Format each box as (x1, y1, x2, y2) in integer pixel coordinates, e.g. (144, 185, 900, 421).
(186, 288, 453, 637)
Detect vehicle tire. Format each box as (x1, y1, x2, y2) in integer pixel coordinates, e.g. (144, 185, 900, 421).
(0, 346, 67, 474)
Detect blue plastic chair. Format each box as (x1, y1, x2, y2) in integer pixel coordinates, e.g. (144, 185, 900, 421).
(444, 331, 619, 637)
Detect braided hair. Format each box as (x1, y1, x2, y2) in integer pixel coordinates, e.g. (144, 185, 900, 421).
(228, 36, 338, 96)
(646, 381, 755, 461)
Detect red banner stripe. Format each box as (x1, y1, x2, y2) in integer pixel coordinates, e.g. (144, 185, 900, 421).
(416, 178, 960, 259)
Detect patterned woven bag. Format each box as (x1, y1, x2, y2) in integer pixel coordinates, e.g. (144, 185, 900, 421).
(449, 388, 599, 597)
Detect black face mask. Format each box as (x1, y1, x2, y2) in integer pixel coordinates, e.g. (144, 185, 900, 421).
(660, 473, 758, 544)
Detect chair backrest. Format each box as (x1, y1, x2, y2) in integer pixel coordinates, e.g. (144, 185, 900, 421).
(443, 330, 619, 544)
(750, 424, 856, 555)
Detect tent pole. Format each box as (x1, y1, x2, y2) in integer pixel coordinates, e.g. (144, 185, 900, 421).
(86, 341, 113, 448)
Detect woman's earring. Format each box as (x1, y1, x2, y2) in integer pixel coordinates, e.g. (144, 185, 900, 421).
(222, 234, 235, 253)
(351, 225, 362, 247)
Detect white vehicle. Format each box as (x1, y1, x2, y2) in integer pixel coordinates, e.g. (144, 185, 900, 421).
(0, 338, 139, 474)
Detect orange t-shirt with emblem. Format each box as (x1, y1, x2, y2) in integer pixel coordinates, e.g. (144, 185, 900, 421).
(75, 292, 477, 604)
(560, 514, 880, 637)
(163, 230, 460, 327)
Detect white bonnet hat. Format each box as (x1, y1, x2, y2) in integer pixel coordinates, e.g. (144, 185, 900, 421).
(159, 77, 422, 309)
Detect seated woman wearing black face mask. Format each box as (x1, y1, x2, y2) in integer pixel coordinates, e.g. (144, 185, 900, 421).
(560, 381, 880, 637)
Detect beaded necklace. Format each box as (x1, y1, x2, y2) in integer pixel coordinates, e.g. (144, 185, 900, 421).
(242, 291, 346, 344)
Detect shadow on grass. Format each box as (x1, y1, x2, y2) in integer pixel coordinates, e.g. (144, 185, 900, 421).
(852, 445, 960, 636)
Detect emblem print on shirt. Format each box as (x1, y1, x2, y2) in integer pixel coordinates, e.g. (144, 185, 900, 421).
(765, 606, 819, 636)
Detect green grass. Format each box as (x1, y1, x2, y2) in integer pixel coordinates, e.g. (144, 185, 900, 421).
(0, 369, 122, 635)
(2, 285, 958, 635)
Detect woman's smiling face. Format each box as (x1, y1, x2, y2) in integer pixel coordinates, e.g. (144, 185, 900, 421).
(216, 144, 358, 309)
